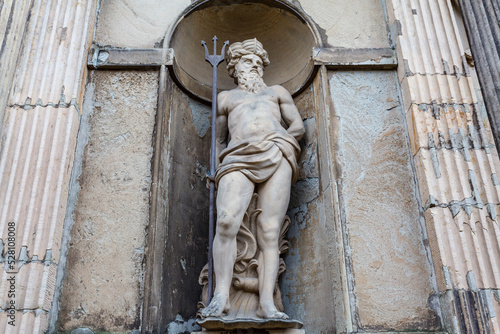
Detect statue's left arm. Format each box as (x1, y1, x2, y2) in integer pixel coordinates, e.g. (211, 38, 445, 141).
(274, 86, 305, 142)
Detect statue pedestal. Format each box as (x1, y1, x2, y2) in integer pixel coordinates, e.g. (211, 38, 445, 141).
(196, 317, 303, 331)
(193, 329, 304, 334)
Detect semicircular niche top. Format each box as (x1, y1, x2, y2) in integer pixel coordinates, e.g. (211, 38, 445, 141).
(168, 0, 321, 102)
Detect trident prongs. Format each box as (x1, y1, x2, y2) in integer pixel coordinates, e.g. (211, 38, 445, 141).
(201, 40, 209, 62)
(202, 36, 229, 68)
(202, 36, 229, 305)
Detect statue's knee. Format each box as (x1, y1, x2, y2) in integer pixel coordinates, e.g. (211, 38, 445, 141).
(217, 211, 239, 236)
(259, 226, 280, 246)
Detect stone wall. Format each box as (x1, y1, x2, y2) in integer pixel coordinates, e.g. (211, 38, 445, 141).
(329, 70, 440, 331)
(58, 71, 158, 332)
(0, 0, 481, 333)
(52, 1, 446, 333)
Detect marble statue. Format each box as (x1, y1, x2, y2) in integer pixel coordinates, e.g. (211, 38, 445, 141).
(199, 38, 305, 322)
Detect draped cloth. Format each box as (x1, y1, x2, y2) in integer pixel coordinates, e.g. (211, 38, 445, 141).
(214, 131, 301, 186)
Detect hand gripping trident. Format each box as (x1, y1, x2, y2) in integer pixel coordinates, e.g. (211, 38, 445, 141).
(202, 36, 229, 304)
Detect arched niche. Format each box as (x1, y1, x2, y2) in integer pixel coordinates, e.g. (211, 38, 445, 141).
(166, 0, 322, 102)
(143, 2, 344, 333)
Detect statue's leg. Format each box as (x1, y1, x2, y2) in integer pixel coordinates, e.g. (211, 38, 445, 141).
(255, 159, 292, 319)
(201, 171, 254, 318)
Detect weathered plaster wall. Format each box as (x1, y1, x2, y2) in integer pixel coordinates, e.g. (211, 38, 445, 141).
(58, 71, 158, 332)
(94, 0, 190, 48)
(329, 70, 440, 331)
(93, 0, 389, 49)
(299, 0, 389, 48)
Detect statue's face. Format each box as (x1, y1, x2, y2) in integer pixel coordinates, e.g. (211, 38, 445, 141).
(235, 54, 264, 79)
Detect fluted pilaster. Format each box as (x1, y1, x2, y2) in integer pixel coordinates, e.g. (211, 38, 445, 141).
(0, 1, 96, 332)
(385, 0, 500, 332)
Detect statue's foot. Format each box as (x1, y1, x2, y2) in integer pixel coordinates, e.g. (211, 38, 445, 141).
(256, 302, 289, 320)
(200, 293, 229, 318)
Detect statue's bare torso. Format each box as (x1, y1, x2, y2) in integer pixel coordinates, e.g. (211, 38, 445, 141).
(216, 85, 304, 159)
(219, 86, 288, 147)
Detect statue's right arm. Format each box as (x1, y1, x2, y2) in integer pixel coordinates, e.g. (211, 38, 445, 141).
(215, 92, 229, 168)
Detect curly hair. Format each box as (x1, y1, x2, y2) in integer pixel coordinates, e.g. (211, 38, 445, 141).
(226, 38, 270, 79)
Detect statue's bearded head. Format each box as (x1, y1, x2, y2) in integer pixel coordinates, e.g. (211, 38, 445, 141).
(227, 38, 270, 93)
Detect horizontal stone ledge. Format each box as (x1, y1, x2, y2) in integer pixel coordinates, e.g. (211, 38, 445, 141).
(313, 47, 397, 69)
(87, 46, 174, 69)
(87, 46, 397, 70)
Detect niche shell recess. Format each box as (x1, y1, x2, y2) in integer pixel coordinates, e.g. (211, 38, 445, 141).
(167, 0, 321, 102)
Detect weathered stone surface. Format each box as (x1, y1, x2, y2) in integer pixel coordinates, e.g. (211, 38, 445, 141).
(279, 85, 339, 334)
(94, 0, 389, 50)
(329, 70, 440, 331)
(0, 0, 32, 132)
(424, 206, 500, 291)
(161, 84, 210, 324)
(58, 71, 158, 332)
(299, 0, 389, 48)
(283, 197, 337, 333)
(95, 0, 190, 48)
(458, 0, 500, 156)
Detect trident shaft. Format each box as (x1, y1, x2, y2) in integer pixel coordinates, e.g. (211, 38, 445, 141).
(202, 36, 229, 304)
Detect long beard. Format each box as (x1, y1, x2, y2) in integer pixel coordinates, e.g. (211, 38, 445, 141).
(237, 71, 267, 93)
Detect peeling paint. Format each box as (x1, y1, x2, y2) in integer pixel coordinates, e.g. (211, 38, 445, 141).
(487, 204, 497, 220)
(492, 173, 499, 186)
(166, 314, 200, 334)
(403, 59, 414, 76)
(428, 132, 441, 179)
(289, 177, 319, 208)
(195, 161, 208, 182)
(424, 193, 497, 218)
(466, 271, 478, 291)
(12, 96, 80, 112)
(493, 290, 500, 304)
(481, 290, 496, 318)
(0, 247, 55, 272)
(443, 266, 452, 288)
(442, 59, 450, 75)
(188, 96, 210, 138)
(468, 169, 484, 208)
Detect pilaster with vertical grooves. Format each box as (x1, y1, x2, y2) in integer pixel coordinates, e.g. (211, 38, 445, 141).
(386, 0, 500, 332)
(0, 0, 96, 333)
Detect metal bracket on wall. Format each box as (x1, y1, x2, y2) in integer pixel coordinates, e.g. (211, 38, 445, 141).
(313, 47, 397, 70)
(87, 44, 174, 69)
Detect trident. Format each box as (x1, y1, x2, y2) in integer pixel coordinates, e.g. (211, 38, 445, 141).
(202, 36, 229, 304)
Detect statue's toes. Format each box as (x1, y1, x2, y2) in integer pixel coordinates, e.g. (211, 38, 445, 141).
(200, 308, 210, 318)
(201, 302, 225, 318)
(278, 312, 289, 320)
(270, 311, 289, 320)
